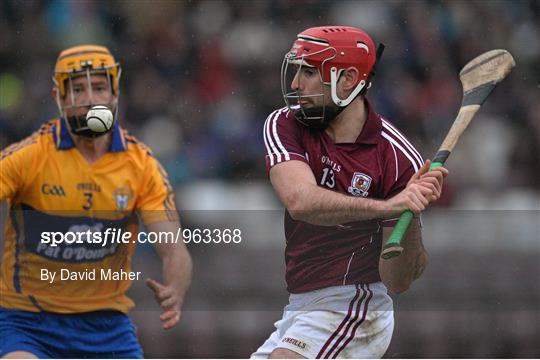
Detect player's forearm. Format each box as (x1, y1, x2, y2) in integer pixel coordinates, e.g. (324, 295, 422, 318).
(287, 183, 393, 226)
(148, 221, 193, 300)
(161, 245, 192, 301)
(379, 219, 427, 293)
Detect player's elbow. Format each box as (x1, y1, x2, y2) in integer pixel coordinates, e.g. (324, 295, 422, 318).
(282, 186, 329, 225)
(380, 253, 427, 294)
(284, 190, 308, 221)
(380, 272, 412, 294)
(288, 207, 308, 222)
(387, 281, 411, 294)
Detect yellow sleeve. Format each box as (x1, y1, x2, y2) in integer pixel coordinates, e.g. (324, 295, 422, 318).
(0, 137, 39, 201)
(136, 155, 178, 224)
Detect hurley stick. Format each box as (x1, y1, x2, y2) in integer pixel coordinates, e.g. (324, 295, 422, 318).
(381, 49, 516, 260)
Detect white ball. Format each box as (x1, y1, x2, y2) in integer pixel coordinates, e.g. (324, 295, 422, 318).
(86, 106, 114, 133)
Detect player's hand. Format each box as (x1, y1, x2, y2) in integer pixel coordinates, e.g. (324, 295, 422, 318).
(385, 160, 445, 215)
(416, 160, 449, 203)
(146, 278, 183, 330)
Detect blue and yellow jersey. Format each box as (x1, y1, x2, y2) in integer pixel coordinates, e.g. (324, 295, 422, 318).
(0, 118, 177, 314)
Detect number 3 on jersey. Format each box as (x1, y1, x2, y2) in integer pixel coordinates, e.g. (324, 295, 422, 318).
(82, 192, 93, 210)
(320, 167, 335, 188)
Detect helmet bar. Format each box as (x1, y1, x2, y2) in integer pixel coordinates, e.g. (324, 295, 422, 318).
(297, 35, 329, 46)
(54, 62, 121, 97)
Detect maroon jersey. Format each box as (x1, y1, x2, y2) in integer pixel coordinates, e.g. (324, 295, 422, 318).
(263, 100, 423, 293)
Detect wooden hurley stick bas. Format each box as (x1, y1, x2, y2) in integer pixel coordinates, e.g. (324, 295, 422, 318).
(381, 49, 516, 260)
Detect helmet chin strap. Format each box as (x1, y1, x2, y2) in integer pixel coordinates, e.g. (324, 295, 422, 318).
(330, 67, 367, 107)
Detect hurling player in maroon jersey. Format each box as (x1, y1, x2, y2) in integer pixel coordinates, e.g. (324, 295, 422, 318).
(254, 26, 448, 359)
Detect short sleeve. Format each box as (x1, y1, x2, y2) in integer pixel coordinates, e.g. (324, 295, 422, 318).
(136, 155, 179, 224)
(263, 108, 308, 173)
(0, 136, 39, 201)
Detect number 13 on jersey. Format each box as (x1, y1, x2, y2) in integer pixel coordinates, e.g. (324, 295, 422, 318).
(320, 168, 335, 188)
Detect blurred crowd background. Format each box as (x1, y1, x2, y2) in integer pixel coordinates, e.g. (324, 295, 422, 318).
(1, 0, 538, 358)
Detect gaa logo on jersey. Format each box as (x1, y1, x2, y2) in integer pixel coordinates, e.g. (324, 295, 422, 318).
(112, 186, 133, 212)
(41, 183, 66, 196)
(348, 172, 372, 197)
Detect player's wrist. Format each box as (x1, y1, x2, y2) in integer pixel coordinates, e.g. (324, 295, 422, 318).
(376, 198, 404, 219)
(367, 198, 391, 219)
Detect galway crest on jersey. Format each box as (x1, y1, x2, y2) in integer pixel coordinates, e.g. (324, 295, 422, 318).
(348, 172, 372, 197)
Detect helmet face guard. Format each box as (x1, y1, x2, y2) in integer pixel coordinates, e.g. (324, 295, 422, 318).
(53, 45, 121, 138)
(281, 27, 378, 131)
(281, 47, 339, 131)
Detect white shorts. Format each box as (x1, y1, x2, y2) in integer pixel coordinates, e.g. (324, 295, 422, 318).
(251, 283, 394, 359)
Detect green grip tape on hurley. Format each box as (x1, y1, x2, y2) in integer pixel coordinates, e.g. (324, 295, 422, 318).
(381, 210, 414, 259)
(381, 158, 447, 259)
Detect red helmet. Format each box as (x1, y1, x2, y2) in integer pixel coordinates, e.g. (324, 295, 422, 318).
(292, 26, 376, 83)
(283, 26, 377, 107)
(282, 26, 381, 129)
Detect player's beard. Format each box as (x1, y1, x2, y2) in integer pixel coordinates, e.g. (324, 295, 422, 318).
(293, 104, 345, 131)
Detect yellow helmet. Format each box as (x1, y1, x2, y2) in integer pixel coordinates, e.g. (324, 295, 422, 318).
(53, 44, 121, 97)
(53, 44, 121, 138)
